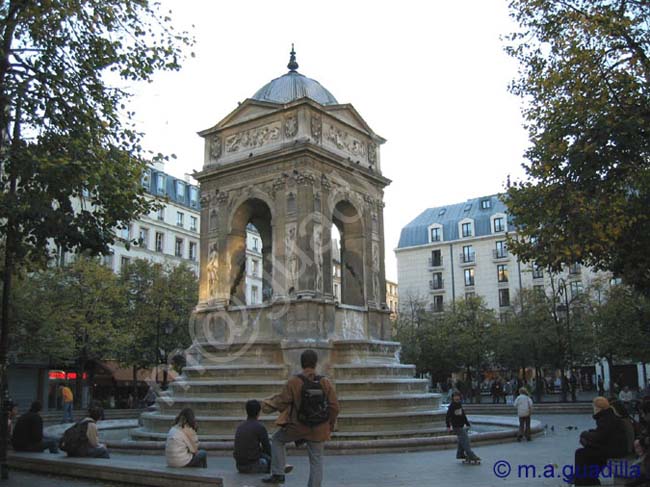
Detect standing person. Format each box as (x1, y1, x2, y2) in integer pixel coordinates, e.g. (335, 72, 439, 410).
(261, 349, 340, 485)
(59, 383, 74, 423)
(165, 408, 207, 468)
(504, 380, 514, 405)
(561, 375, 569, 403)
(514, 388, 533, 441)
(597, 376, 605, 397)
(12, 401, 58, 453)
(446, 391, 480, 463)
(569, 372, 578, 402)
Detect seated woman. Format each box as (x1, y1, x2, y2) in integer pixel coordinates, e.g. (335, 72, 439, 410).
(611, 400, 636, 456)
(165, 408, 207, 468)
(12, 401, 58, 453)
(572, 397, 628, 486)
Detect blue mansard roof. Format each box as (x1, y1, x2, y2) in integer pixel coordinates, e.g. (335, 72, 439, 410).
(397, 194, 513, 249)
(143, 167, 200, 211)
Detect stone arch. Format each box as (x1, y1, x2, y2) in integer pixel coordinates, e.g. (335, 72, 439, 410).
(228, 197, 273, 305)
(332, 199, 365, 306)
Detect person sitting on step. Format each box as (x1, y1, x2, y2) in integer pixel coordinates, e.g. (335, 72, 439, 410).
(165, 407, 207, 468)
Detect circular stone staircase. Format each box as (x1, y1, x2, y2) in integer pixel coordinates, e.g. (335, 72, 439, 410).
(131, 339, 447, 450)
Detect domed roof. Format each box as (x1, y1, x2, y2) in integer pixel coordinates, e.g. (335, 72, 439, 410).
(251, 47, 338, 106)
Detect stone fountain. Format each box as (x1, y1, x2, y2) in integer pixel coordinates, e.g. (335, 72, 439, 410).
(132, 49, 446, 451)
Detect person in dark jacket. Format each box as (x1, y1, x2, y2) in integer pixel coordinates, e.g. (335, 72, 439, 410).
(234, 399, 276, 474)
(446, 391, 479, 461)
(572, 396, 628, 486)
(12, 401, 58, 453)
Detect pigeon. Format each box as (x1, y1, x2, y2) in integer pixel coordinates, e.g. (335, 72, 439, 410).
(551, 425, 555, 432)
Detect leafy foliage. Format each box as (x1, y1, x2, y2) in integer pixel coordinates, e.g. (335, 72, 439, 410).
(504, 0, 650, 293)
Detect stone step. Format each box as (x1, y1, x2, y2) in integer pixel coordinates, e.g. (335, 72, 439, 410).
(334, 378, 429, 394)
(140, 409, 445, 436)
(156, 393, 440, 415)
(331, 363, 416, 379)
(332, 340, 401, 364)
(181, 364, 288, 380)
(187, 341, 284, 363)
(168, 377, 429, 397)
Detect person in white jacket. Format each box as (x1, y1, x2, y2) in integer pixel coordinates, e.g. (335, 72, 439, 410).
(513, 388, 533, 441)
(165, 408, 207, 468)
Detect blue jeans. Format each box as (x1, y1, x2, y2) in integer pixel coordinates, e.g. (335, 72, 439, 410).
(63, 402, 73, 423)
(453, 426, 476, 458)
(83, 446, 110, 459)
(271, 428, 323, 487)
(186, 449, 207, 468)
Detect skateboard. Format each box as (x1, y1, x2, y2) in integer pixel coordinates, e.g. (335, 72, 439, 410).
(462, 458, 481, 465)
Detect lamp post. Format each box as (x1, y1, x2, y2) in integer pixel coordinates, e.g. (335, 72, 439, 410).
(555, 277, 576, 401)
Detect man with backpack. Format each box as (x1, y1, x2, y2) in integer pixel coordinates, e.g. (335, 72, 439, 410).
(59, 402, 109, 459)
(261, 349, 340, 486)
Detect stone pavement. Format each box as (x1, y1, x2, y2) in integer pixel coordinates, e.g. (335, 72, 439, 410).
(6, 414, 614, 487)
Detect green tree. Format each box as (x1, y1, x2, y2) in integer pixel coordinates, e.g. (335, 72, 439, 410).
(0, 4, 192, 473)
(117, 260, 196, 390)
(590, 284, 650, 368)
(504, 0, 650, 294)
(441, 297, 498, 384)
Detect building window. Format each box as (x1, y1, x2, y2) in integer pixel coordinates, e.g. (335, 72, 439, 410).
(252, 237, 259, 252)
(465, 292, 475, 300)
(493, 217, 505, 233)
(497, 264, 509, 283)
(175, 237, 183, 257)
(120, 256, 130, 271)
(499, 288, 510, 307)
(189, 187, 199, 208)
(155, 232, 164, 252)
(462, 245, 475, 264)
(190, 216, 197, 232)
(569, 263, 581, 275)
(481, 199, 491, 209)
(461, 222, 473, 238)
(532, 263, 544, 279)
(176, 180, 185, 199)
(494, 240, 507, 259)
(141, 169, 151, 189)
(438, 208, 446, 216)
(157, 207, 165, 221)
(102, 254, 114, 269)
(430, 227, 441, 242)
(189, 241, 197, 261)
(156, 173, 165, 195)
(432, 295, 444, 313)
(464, 268, 475, 287)
(334, 283, 339, 299)
(570, 281, 583, 298)
(120, 225, 132, 240)
(430, 249, 442, 267)
(430, 272, 443, 290)
(251, 285, 259, 304)
(533, 285, 545, 295)
(176, 212, 184, 227)
(252, 259, 260, 277)
(138, 227, 149, 248)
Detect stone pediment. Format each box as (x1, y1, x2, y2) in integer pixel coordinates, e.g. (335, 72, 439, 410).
(324, 104, 386, 144)
(199, 99, 282, 135)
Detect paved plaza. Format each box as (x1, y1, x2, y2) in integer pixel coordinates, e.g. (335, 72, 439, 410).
(4, 413, 622, 487)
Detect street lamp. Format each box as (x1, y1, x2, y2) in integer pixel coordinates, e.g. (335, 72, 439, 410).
(555, 277, 576, 402)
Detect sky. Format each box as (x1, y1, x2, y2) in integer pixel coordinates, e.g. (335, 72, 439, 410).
(129, 0, 530, 282)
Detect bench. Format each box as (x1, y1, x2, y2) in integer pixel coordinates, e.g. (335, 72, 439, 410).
(9, 451, 223, 487)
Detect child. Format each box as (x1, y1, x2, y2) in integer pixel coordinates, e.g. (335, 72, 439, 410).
(446, 391, 480, 462)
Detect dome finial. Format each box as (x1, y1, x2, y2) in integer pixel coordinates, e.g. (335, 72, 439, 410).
(287, 43, 299, 72)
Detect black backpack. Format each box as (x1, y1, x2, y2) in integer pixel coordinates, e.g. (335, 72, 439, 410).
(59, 419, 92, 455)
(296, 374, 330, 427)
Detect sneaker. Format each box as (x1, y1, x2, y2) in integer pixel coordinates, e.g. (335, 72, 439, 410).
(262, 475, 285, 484)
(284, 465, 294, 474)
